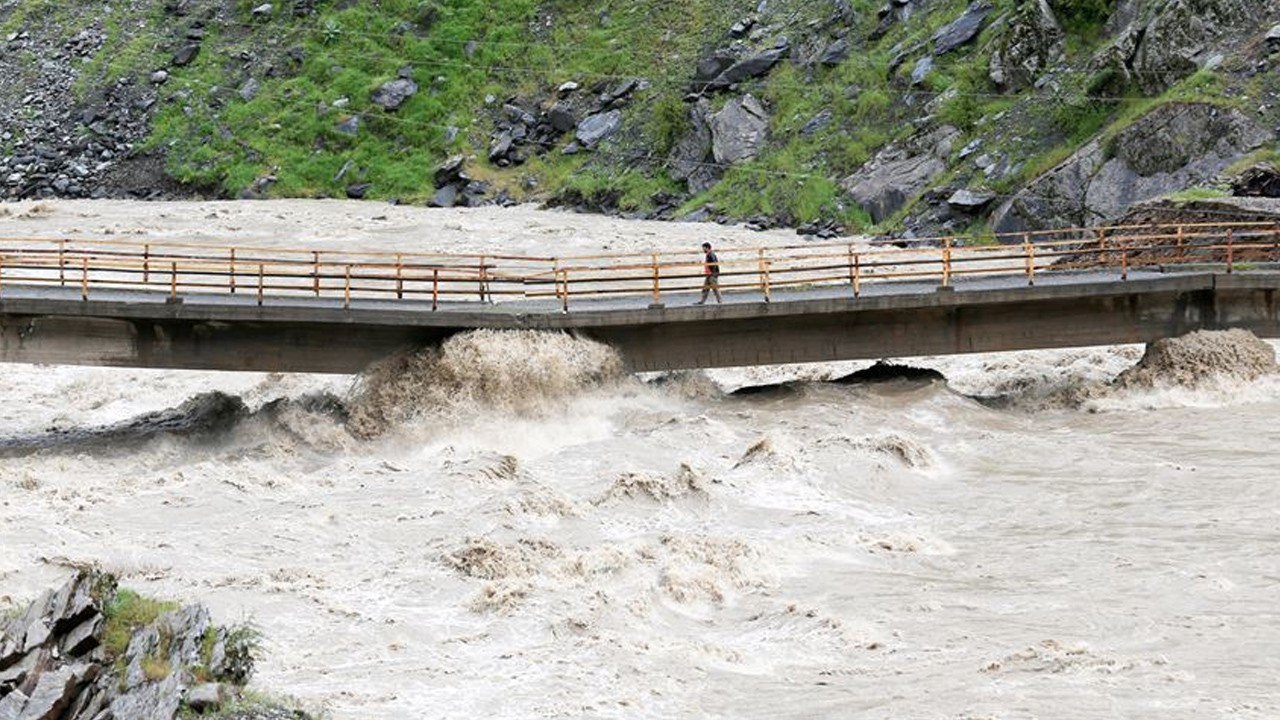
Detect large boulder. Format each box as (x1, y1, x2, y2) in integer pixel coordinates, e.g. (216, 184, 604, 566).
(710, 94, 769, 165)
(992, 103, 1272, 233)
(989, 0, 1064, 91)
(842, 126, 958, 223)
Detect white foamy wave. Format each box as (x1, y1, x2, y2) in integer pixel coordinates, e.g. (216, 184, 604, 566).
(346, 330, 623, 437)
(595, 464, 710, 505)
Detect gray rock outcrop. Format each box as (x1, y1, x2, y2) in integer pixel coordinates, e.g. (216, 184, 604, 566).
(989, 0, 1064, 91)
(0, 571, 301, 720)
(1104, 0, 1263, 94)
(842, 126, 960, 223)
(668, 99, 720, 193)
(992, 103, 1271, 233)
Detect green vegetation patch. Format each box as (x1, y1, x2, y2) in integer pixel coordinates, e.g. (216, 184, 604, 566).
(102, 588, 179, 658)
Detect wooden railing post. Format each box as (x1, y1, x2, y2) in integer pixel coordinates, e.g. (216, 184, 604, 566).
(560, 268, 570, 312)
(942, 237, 953, 287)
(650, 253, 661, 305)
(0, 256, 4, 299)
(395, 254, 404, 300)
(312, 251, 321, 297)
(478, 255, 488, 302)
(846, 244, 855, 293)
(1121, 250, 1128, 280)
(81, 258, 89, 301)
(853, 252, 861, 297)
(257, 263, 265, 306)
(58, 239, 66, 287)
(1023, 235, 1035, 286)
(143, 243, 150, 284)
(170, 261, 177, 299)
(229, 247, 237, 294)
(758, 248, 771, 303)
(1177, 224, 1186, 262)
(432, 268, 440, 311)
(1226, 228, 1234, 274)
(344, 265, 352, 308)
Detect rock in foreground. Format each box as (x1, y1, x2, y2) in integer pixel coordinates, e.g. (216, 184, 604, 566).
(0, 571, 309, 720)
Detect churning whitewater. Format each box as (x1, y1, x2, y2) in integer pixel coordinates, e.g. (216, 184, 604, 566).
(2, 202, 1278, 720)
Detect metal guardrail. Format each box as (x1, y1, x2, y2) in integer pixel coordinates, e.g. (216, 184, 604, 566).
(0, 221, 1277, 310)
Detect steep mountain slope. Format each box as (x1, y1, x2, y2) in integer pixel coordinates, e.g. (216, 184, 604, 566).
(1, 0, 1278, 237)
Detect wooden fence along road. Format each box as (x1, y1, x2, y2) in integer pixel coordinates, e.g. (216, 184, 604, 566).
(0, 221, 1277, 311)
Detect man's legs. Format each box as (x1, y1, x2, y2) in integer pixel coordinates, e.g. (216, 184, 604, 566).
(697, 275, 711, 304)
(711, 274, 722, 303)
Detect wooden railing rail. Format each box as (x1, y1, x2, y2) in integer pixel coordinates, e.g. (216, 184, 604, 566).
(0, 222, 1277, 308)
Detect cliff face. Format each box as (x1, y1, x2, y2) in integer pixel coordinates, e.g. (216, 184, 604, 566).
(0, 0, 1277, 236)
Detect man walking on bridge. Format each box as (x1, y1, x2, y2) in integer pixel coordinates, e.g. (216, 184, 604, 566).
(696, 242, 722, 305)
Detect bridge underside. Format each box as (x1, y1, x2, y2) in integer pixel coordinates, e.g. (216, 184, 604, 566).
(1, 274, 1277, 373)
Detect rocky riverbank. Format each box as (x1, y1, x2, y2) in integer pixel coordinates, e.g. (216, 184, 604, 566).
(0, 571, 308, 720)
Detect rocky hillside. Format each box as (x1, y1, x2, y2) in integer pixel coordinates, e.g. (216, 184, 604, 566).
(1, 0, 1278, 238)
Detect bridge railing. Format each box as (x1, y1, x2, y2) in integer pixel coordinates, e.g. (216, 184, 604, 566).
(0, 221, 1277, 309)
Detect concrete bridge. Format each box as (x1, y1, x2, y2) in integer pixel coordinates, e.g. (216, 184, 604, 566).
(1, 222, 1278, 373)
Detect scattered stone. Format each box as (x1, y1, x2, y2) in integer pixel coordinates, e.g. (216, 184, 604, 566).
(693, 52, 737, 87)
(547, 103, 578, 133)
(345, 182, 371, 199)
(1230, 164, 1280, 198)
(186, 683, 224, 712)
(818, 37, 850, 66)
(149, 70, 169, 84)
(947, 188, 996, 212)
(335, 115, 360, 136)
(932, 2, 993, 55)
(250, 3, 273, 17)
(171, 44, 200, 66)
(702, 44, 789, 93)
(430, 184, 459, 208)
(574, 109, 623, 148)
(729, 17, 755, 38)
(800, 108, 832, 137)
(488, 130, 514, 163)
(238, 78, 260, 102)
(1267, 24, 1280, 49)
(910, 55, 934, 86)
(370, 77, 418, 110)
(433, 154, 468, 188)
